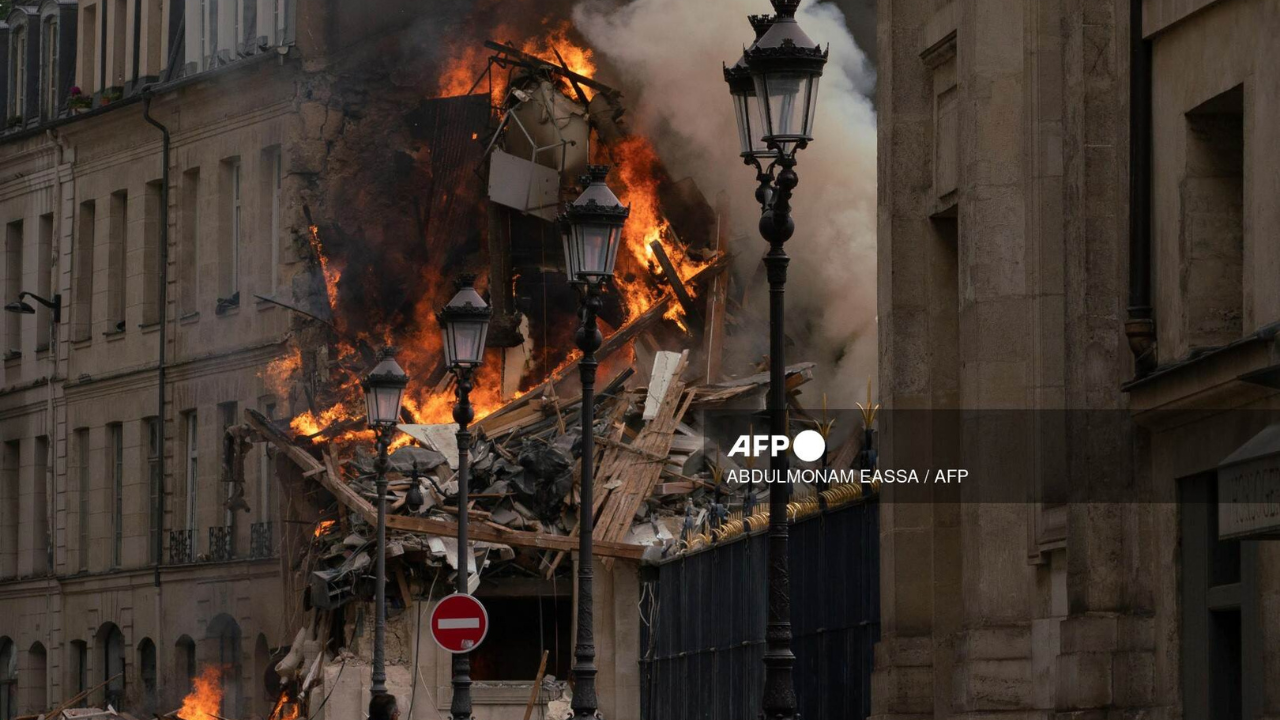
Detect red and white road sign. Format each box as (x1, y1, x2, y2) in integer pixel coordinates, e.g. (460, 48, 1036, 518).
(430, 593, 489, 653)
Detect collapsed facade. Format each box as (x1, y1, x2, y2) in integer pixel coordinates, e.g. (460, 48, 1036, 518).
(0, 3, 879, 720)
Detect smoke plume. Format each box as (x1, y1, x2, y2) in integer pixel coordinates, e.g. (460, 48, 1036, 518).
(573, 0, 877, 405)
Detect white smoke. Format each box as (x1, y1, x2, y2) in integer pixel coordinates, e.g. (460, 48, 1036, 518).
(573, 0, 877, 405)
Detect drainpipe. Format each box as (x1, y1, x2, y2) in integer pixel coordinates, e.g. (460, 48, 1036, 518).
(44, 129, 70, 575)
(142, 88, 169, 588)
(1125, 0, 1156, 376)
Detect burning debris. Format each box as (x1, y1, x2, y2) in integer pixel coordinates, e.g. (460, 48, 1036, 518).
(218, 17, 876, 720)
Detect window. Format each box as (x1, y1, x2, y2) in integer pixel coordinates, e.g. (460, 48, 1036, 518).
(217, 158, 242, 307)
(41, 18, 58, 119)
(97, 624, 124, 709)
(108, 423, 123, 567)
(1180, 472, 1261, 719)
(110, 0, 126, 88)
(32, 436, 48, 575)
(174, 635, 196, 696)
(137, 638, 157, 711)
(73, 201, 95, 342)
(272, 0, 282, 43)
(180, 169, 200, 316)
(144, 0, 163, 78)
(0, 638, 14, 720)
(75, 428, 90, 572)
(4, 221, 23, 359)
(468, 594, 571, 682)
(1182, 85, 1244, 350)
(107, 191, 128, 332)
(143, 182, 162, 325)
(10, 25, 27, 121)
(36, 215, 52, 350)
(264, 147, 282, 293)
(218, 401, 238, 546)
(80, 4, 97, 94)
(184, 411, 198, 532)
(145, 418, 161, 563)
(26, 643, 46, 713)
(207, 0, 219, 66)
(0, 441, 18, 579)
(68, 640, 87, 708)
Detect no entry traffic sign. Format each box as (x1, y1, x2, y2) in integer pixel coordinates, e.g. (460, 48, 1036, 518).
(430, 593, 489, 653)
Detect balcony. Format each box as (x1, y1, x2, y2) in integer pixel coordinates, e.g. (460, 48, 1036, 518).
(168, 529, 194, 564)
(208, 526, 235, 562)
(250, 522, 276, 559)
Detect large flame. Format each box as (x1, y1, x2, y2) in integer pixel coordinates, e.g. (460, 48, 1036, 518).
(609, 136, 708, 325)
(261, 13, 700, 446)
(436, 20, 597, 102)
(178, 666, 223, 720)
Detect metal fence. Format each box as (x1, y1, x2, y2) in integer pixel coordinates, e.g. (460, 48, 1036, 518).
(640, 499, 880, 720)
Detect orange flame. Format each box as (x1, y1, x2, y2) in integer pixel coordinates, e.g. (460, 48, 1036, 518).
(609, 136, 707, 325)
(435, 20, 596, 103)
(178, 666, 223, 720)
(314, 519, 337, 538)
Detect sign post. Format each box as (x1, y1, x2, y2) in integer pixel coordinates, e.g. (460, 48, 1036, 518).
(430, 593, 490, 653)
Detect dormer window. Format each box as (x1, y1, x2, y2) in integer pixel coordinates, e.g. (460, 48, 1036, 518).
(41, 17, 56, 118)
(8, 24, 26, 122)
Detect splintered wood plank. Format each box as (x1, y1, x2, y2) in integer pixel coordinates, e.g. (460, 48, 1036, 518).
(594, 351, 692, 545)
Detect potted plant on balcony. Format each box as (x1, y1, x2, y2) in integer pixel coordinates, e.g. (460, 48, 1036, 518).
(67, 87, 91, 113)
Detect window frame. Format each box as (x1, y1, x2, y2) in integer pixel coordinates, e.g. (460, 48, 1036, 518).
(109, 423, 124, 568)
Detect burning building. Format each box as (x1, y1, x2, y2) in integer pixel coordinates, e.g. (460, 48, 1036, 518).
(0, 2, 877, 720)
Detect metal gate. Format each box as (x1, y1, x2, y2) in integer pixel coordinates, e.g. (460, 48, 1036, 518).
(639, 499, 880, 720)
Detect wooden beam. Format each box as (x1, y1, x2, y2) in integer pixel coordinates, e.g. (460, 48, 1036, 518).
(649, 240, 700, 327)
(383, 513, 644, 560)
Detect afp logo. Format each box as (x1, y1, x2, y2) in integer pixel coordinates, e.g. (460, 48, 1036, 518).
(727, 429, 826, 462)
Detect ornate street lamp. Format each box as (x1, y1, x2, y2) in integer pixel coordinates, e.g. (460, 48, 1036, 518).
(725, 2, 826, 719)
(436, 274, 492, 720)
(361, 349, 408, 698)
(724, 15, 777, 207)
(558, 165, 628, 720)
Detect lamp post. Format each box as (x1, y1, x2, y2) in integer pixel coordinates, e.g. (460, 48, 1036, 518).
(725, 2, 826, 719)
(436, 274, 492, 720)
(361, 349, 409, 698)
(559, 165, 628, 720)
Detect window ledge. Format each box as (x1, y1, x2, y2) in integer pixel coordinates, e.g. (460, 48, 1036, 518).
(3, 350, 21, 363)
(216, 292, 242, 316)
(103, 328, 126, 341)
(179, 312, 200, 326)
(139, 321, 161, 334)
(71, 336, 92, 348)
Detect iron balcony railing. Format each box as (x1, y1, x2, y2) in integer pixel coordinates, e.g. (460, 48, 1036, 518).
(208, 526, 235, 562)
(168, 528, 194, 564)
(250, 522, 275, 559)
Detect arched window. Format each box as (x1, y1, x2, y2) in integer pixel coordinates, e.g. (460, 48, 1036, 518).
(173, 635, 196, 702)
(136, 638, 157, 712)
(0, 637, 16, 720)
(66, 640, 87, 709)
(24, 643, 46, 715)
(94, 624, 125, 709)
(204, 615, 241, 720)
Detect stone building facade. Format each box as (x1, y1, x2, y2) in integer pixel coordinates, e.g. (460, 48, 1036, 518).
(876, 0, 1278, 717)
